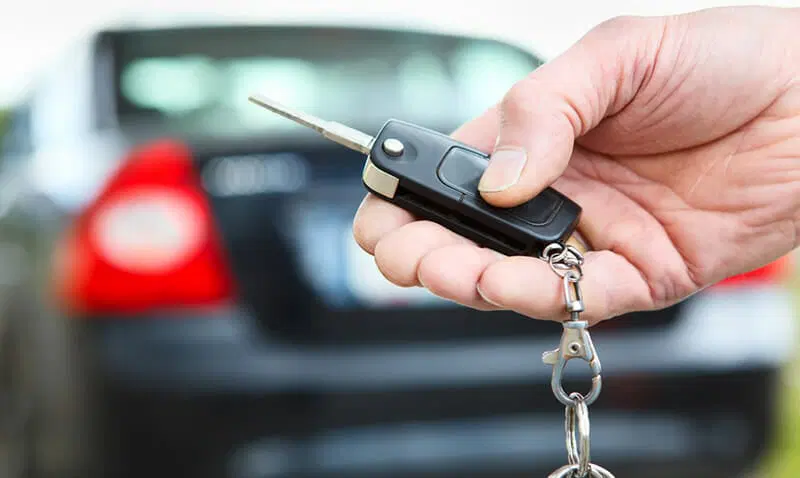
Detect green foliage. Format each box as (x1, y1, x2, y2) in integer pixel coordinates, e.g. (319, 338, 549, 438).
(757, 274, 800, 478)
(758, 367, 800, 477)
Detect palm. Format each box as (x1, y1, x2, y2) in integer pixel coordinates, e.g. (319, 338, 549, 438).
(556, 142, 791, 312)
(552, 80, 800, 312)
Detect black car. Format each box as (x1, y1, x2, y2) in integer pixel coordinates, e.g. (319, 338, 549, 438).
(0, 22, 794, 478)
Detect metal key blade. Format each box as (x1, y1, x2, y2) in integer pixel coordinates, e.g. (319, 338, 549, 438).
(248, 93, 374, 155)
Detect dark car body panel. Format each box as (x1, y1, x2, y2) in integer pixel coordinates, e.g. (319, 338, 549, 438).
(73, 310, 778, 478)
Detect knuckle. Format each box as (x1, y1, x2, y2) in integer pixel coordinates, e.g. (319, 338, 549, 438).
(351, 195, 379, 254)
(351, 219, 373, 254)
(586, 14, 665, 52)
(373, 239, 410, 287)
(476, 266, 508, 307)
(593, 14, 644, 34)
(498, 77, 570, 136)
(416, 219, 460, 240)
(499, 80, 537, 123)
(373, 225, 439, 287)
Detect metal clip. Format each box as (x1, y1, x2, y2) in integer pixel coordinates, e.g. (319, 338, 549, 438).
(562, 270, 584, 314)
(542, 320, 602, 407)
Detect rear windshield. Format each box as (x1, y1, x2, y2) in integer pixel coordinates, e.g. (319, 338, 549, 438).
(104, 26, 541, 135)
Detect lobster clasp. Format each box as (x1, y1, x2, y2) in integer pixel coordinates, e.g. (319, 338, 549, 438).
(542, 319, 603, 407)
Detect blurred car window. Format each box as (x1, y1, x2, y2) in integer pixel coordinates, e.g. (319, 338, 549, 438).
(107, 26, 541, 136)
(0, 109, 7, 152)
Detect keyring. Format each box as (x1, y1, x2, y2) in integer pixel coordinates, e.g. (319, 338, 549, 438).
(547, 462, 616, 478)
(565, 392, 591, 477)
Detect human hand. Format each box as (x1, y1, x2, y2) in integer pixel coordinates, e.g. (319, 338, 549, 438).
(353, 6, 800, 324)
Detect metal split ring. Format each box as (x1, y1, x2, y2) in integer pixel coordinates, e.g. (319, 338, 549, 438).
(542, 243, 568, 262)
(542, 243, 584, 279)
(565, 392, 591, 477)
(547, 462, 616, 478)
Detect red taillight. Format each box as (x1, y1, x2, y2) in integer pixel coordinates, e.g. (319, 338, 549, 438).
(713, 254, 794, 289)
(53, 139, 235, 316)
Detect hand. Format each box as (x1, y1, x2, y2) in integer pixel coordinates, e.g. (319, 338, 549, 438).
(353, 6, 800, 324)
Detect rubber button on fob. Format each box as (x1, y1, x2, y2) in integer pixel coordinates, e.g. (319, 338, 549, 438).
(437, 147, 487, 196)
(438, 146, 563, 226)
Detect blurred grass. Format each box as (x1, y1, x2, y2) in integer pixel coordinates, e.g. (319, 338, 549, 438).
(759, 363, 800, 477)
(757, 268, 800, 478)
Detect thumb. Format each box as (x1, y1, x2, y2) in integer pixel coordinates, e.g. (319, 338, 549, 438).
(477, 15, 667, 207)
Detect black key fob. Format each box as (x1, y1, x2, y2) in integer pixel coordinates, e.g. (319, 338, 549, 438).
(362, 119, 582, 257)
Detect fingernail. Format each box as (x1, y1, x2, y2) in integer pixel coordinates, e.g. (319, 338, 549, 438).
(476, 283, 503, 308)
(478, 147, 527, 193)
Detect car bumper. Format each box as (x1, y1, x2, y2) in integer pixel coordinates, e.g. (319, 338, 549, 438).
(82, 365, 782, 478)
(74, 285, 795, 477)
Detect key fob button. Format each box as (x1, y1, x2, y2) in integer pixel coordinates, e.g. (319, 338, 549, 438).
(438, 147, 562, 226)
(462, 192, 561, 227)
(502, 188, 564, 226)
(437, 146, 487, 195)
(381, 138, 405, 157)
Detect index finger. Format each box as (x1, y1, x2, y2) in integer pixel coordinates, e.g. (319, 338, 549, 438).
(352, 193, 415, 255)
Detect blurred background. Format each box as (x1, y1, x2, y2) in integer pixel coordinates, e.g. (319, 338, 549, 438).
(0, 1, 799, 477)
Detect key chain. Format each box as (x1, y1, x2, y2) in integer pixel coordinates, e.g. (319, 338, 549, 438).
(541, 243, 615, 478)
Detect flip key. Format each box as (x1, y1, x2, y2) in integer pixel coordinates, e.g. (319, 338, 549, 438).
(248, 94, 584, 258)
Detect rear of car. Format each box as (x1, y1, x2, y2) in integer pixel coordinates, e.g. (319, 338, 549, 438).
(1, 23, 795, 478)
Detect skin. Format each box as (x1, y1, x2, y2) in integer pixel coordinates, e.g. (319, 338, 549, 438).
(352, 6, 800, 325)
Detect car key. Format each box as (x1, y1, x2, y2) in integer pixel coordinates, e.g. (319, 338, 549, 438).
(248, 94, 586, 258)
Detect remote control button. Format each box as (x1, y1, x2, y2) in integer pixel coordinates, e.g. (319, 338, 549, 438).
(437, 147, 485, 195)
(439, 147, 563, 227)
(382, 138, 405, 157)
